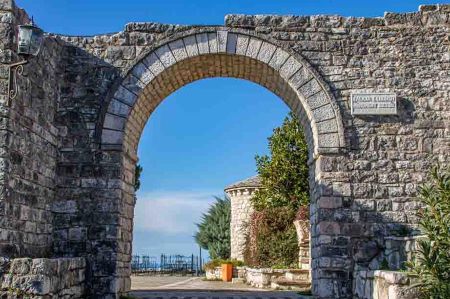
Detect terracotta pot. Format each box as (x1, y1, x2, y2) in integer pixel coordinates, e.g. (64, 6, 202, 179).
(221, 263, 233, 282)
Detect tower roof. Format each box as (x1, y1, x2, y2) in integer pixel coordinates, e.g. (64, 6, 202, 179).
(224, 175, 262, 191)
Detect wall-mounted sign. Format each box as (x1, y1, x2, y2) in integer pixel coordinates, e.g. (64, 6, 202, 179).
(351, 93, 397, 115)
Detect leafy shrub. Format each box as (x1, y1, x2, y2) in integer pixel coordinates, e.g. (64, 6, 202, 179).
(195, 196, 231, 259)
(203, 259, 244, 271)
(244, 207, 299, 268)
(407, 166, 450, 298)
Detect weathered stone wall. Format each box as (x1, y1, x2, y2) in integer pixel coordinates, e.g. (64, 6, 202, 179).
(50, 37, 122, 299)
(0, 257, 86, 298)
(0, 1, 65, 259)
(383, 236, 422, 271)
(0, 1, 448, 298)
(355, 236, 423, 298)
(226, 187, 256, 261)
(372, 270, 420, 299)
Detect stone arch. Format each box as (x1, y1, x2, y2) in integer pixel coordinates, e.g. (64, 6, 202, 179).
(97, 29, 348, 296)
(100, 30, 346, 162)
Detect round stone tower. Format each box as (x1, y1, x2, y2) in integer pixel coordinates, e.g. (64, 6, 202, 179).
(224, 176, 262, 261)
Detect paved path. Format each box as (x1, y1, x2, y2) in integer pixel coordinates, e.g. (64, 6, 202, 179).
(130, 276, 311, 299)
(131, 290, 310, 299)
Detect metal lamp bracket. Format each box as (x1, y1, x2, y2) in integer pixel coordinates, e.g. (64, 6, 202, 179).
(8, 60, 28, 105)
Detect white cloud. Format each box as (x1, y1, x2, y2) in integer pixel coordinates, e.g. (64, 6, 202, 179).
(133, 190, 219, 235)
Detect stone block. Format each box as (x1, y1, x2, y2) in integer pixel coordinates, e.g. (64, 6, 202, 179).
(419, 5, 437, 12)
(68, 227, 87, 241)
(183, 35, 200, 57)
(384, 12, 422, 26)
(317, 119, 338, 134)
(169, 38, 188, 61)
(235, 34, 249, 55)
(10, 258, 32, 275)
(196, 32, 210, 54)
(318, 197, 343, 209)
(246, 37, 262, 59)
(289, 66, 313, 89)
(0, 0, 14, 11)
(268, 47, 289, 70)
(108, 99, 132, 117)
(143, 52, 165, 76)
(103, 114, 126, 131)
(316, 278, 335, 297)
(299, 78, 322, 98)
(333, 182, 351, 196)
(114, 85, 137, 106)
(279, 56, 302, 80)
(307, 90, 330, 110)
(257, 42, 277, 63)
(155, 44, 176, 67)
(217, 30, 228, 52)
(101, 129, 124, 145)
(318, 133, 340, 148)
(226, 33, 238, 54)
(318, 221, 341, 235)
(420, 10, 448, 26)
(208, 32, 218, 53)
(438, 4, 450, 12)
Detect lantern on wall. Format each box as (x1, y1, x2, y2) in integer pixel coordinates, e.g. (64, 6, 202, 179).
(17, 21, 44, 56)
(8, 19, 44, 103)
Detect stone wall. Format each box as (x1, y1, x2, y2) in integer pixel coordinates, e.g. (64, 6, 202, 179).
(0, 257, 86, 298)
(372, 271, 420, 299)
(0, 1, 448, 298)
(353, 235, 422, 297)
(0, 0, 65, 258)
(383, 236, 423, 271)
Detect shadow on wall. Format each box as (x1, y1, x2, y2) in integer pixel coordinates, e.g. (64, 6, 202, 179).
(51, 40, 122, 298)
(314, 175, 423, 299)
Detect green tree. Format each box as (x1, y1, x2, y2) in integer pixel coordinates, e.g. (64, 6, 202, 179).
(245, 112, 309, 268)
(252, 112, 309, 211)
(407, 166, 450, 298)
(195, 196, 231, 259)
(134, 164, 143, 191)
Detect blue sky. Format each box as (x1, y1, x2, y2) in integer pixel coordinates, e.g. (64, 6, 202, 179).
(133, 79, 288, 257)
(16, 0, 435, 36)
(15, 0, 435, 257)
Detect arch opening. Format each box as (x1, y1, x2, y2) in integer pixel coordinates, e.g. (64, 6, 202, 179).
(100, 31, 345, 160)
(97, 30, 347, 295)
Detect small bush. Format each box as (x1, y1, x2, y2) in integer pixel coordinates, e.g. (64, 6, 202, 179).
(244, 207, 299, 268)
(406, 166, 450, 299)
(203, 259, 244, 271)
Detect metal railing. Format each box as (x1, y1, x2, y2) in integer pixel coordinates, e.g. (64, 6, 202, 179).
(131, 254, 206, 276)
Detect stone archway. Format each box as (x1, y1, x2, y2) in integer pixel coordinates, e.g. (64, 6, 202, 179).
(1, 2, 448, 298)
(98, 29, 347, 297)
(100, 30, 345, 157)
